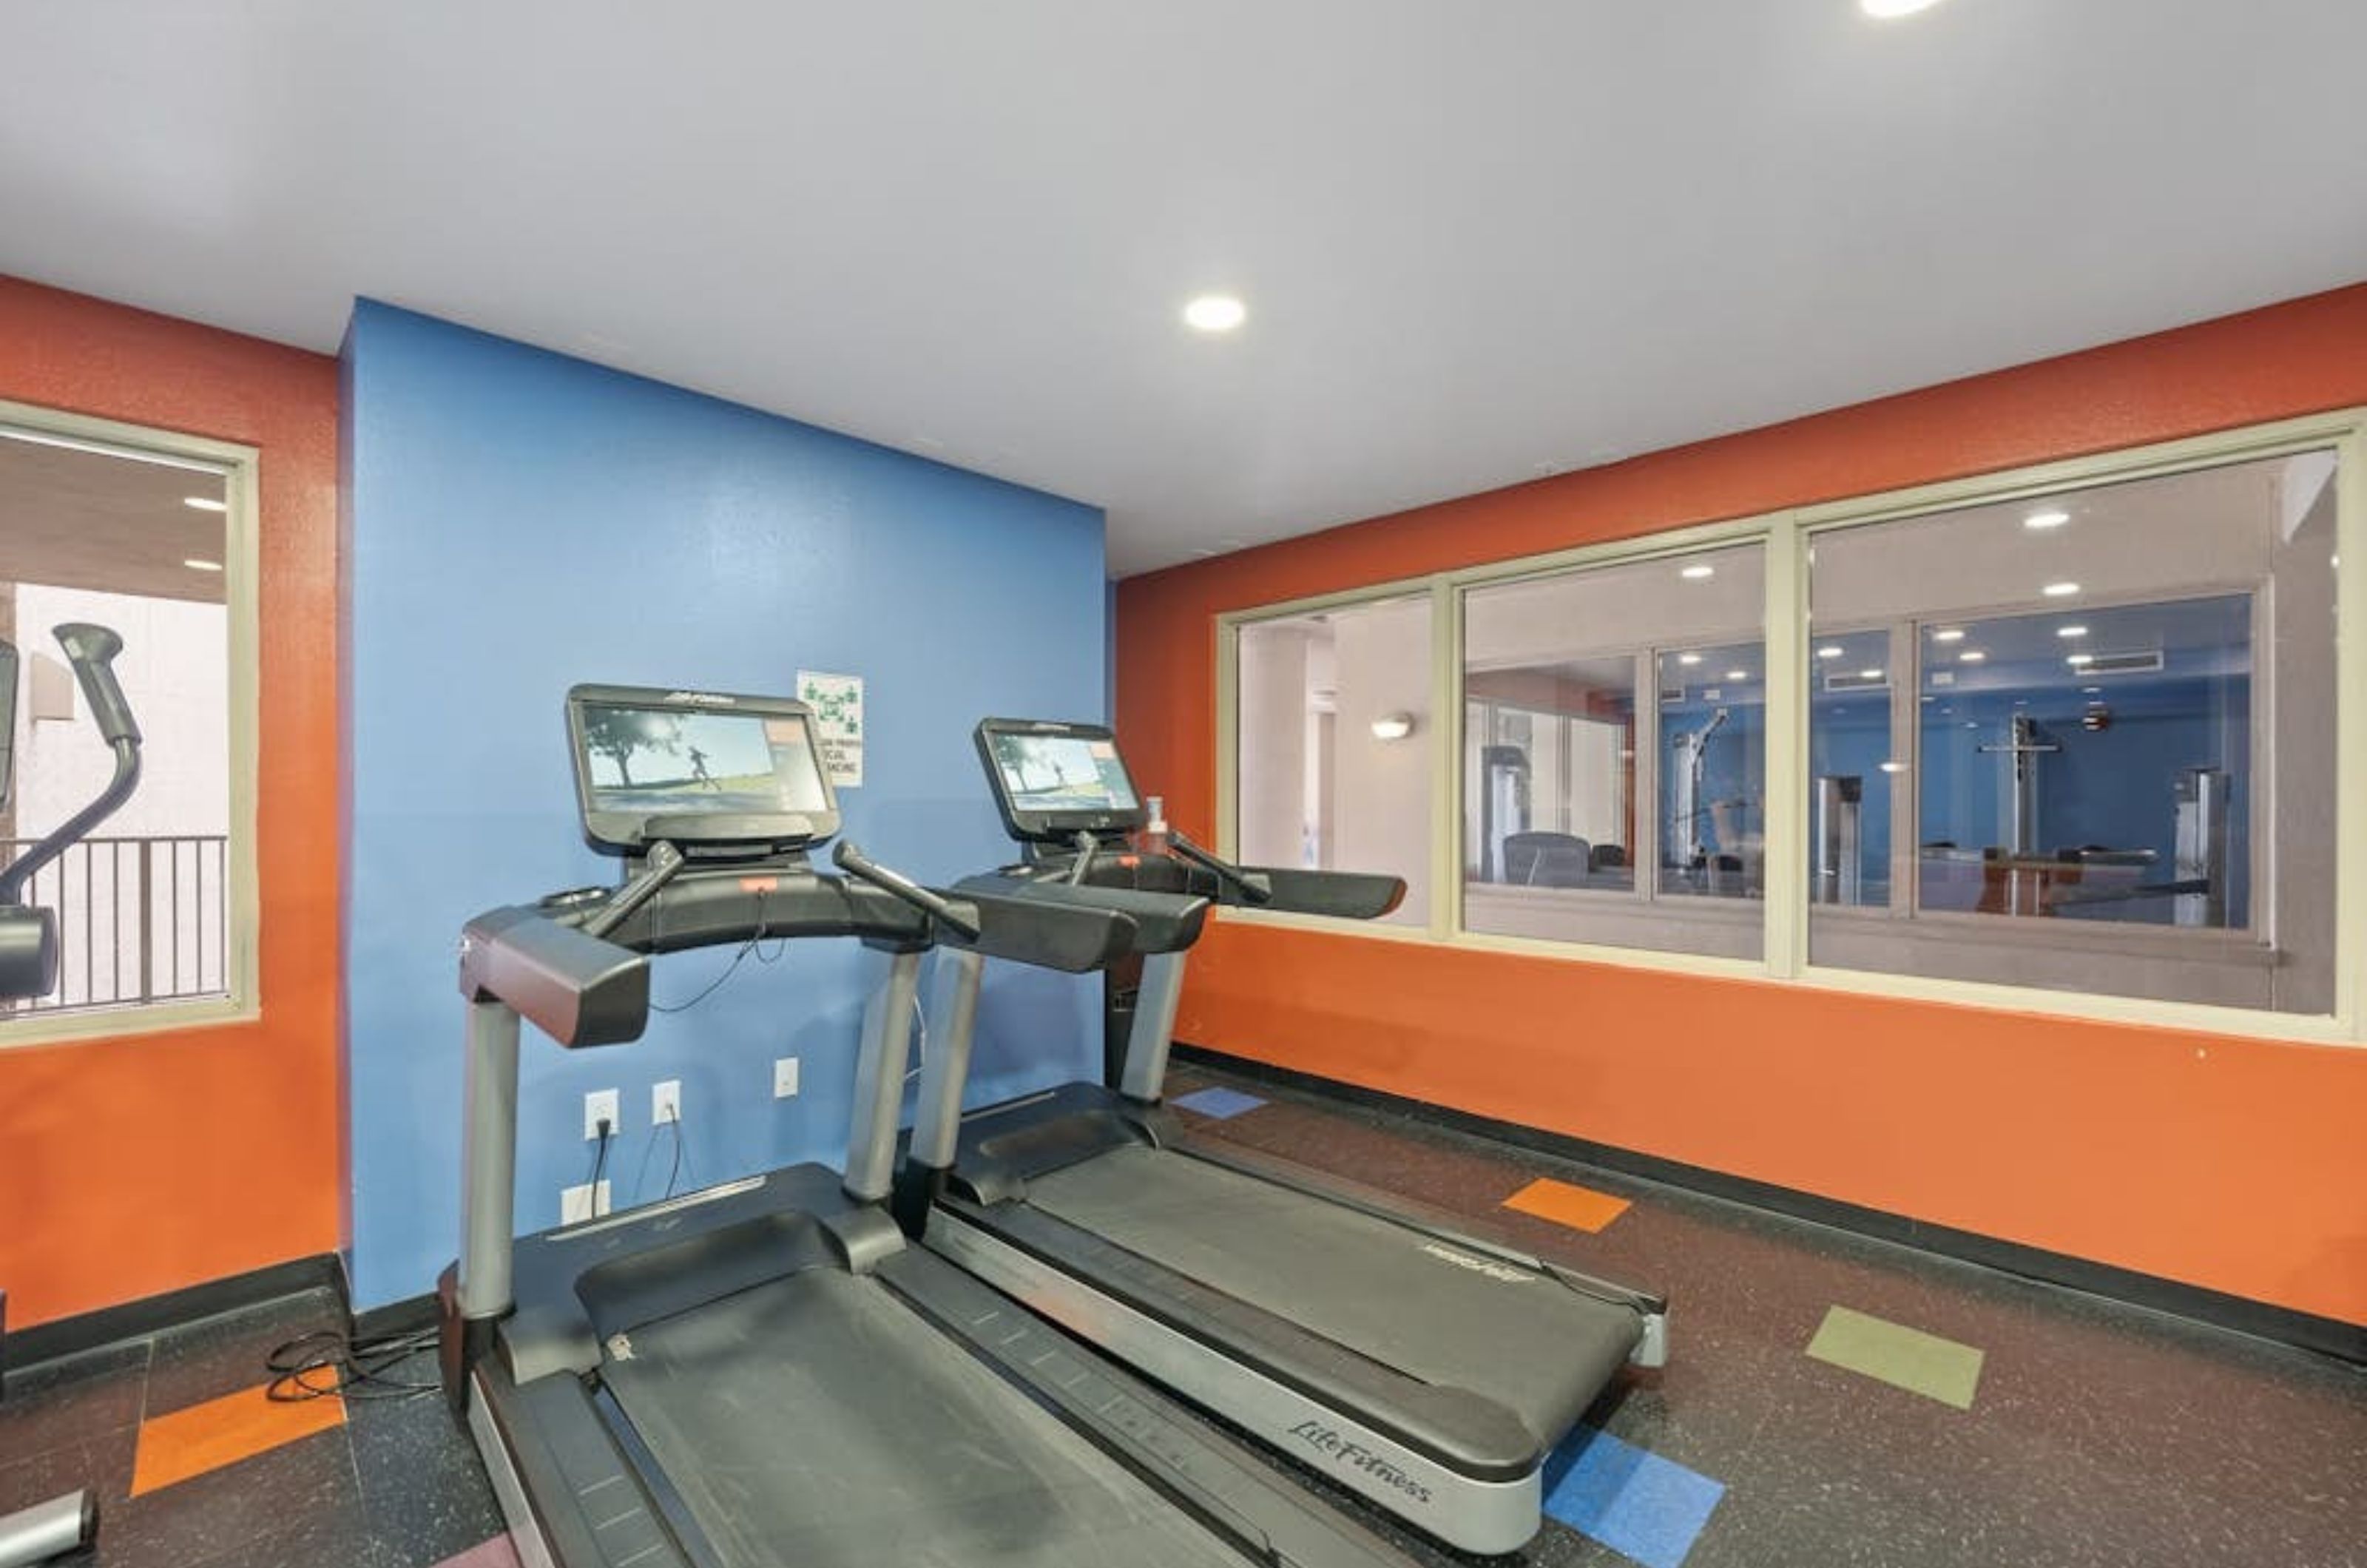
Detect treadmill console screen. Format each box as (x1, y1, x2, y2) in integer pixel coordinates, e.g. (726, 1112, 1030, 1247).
(569, 683, 840, 855)
(974, 719, 1145, 843)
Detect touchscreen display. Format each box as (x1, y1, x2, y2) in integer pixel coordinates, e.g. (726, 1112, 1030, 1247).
(578, 704, 829, 817)
(988, 730, 1140, 815)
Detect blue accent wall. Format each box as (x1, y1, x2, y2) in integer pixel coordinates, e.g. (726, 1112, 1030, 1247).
(1917, 677, 2249, 925)
(342, 302, 1107, 1308)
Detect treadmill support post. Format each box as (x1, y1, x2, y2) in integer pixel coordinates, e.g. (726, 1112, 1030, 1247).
(458, 1000, 523, 1320)
(845, 949, 924, 1207)
(911, 950, 983, 1172)
(1117, 950, 1186, 1104)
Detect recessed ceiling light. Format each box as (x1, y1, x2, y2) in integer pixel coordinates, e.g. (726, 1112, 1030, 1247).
(1860, 0, 1946, 16)
(2067, 653, 2096, 666)
(1817, 645, 1844, 659)
(1958, 650, 1987, 663)
(1181, 294, 1246, 332)
(1931, 628, 1965, 643)
(1726, 669, 1749, 682)
(184, 558, 223, 572)
(1860, 668, 1885, 680)
(2042, 581, 2081, 598)
(1681, 564, 1715, 581)
(1678, 652, 1704, 666)
(183, 496, 227, 513)
(2082, 686, 2103, 694)
(2023, 509, 2070, 530)
(2056, 625, 2089, 638)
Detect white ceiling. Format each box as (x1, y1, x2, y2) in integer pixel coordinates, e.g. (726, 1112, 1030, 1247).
(3, 2, 2364, 577)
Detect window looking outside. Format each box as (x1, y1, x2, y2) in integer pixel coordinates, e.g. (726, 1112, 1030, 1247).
(1, 423, 236, 1022)
(1461, 543, 1764, 959)
(1806, 450, 2335, 1013)
(1236, 593, 1433, 926)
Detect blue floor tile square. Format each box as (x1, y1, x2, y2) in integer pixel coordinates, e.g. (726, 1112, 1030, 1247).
(1171, 1087, 1267, 1120)
(1542, 1427, 1724, 1568)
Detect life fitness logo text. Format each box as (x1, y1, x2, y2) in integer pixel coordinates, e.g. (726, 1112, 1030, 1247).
(662, 691, 735, 706)
(1286, 1422, 1434, 1506)
(1419, 1242, 1538, 1285)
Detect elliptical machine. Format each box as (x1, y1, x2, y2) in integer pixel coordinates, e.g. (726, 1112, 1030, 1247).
(0, 624, 143, 1000)
(0, 622, 143, 1568)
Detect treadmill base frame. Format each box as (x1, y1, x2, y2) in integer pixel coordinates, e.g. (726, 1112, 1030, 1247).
(927, 1208, 1545, 1557)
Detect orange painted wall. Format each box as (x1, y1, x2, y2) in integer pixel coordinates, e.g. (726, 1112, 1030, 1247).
(0, 277, 342, 1328)
(1117, 282, 2367, 1327)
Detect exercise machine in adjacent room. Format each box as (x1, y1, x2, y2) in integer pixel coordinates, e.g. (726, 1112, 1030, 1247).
(439, 683, 1426, 1568)
(0, 624, 140, 1568)
(891, 716, 1670, 1556)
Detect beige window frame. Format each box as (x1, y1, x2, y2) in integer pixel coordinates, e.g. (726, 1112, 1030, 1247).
(0, 399, 263, 1050)
(1218, 407, 2367, 1046)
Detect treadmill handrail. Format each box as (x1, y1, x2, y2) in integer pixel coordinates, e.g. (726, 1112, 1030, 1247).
(954, 871, 1211, 956)
(834, 839, 982, 941)
(1166, 829, 1274, 907)
(459, 905, 652, 1049)
(455, 865, 938, 1048)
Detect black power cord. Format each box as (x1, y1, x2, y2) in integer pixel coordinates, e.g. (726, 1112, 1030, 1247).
(266, 1326, 441, 1403)
(587, 1116, 615, 1217)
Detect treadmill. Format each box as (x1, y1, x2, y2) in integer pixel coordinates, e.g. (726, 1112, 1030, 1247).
(438, 683, 1425, 1568)
(894, 717, 1672, 1556)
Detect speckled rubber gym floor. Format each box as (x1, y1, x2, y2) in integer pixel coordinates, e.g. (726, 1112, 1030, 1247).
(4, 1064, 2359, 1567)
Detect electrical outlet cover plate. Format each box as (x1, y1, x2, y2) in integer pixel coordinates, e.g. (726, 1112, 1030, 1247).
(652, 1079, 681, 1126)
(561, 1180, 612, 1225)
(774, 1057, 800, 1098)
(585, 1089, 620, 1141)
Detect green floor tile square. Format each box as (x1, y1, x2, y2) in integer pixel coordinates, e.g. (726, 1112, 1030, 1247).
(1805, 1305, 1985, 1410)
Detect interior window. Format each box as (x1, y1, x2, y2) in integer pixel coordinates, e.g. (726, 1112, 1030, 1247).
(1235, 594, 1434, 926)
(1, 423, 235, 1020)
(1460, 543, 1765, 959)
(1806, 450, 2335, 1013)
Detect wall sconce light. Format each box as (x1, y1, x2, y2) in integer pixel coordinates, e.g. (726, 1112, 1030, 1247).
(1370, 712, 1415, 741)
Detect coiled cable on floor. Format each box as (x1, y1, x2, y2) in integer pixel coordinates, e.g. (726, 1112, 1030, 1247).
(265, 1326, 442, 1403)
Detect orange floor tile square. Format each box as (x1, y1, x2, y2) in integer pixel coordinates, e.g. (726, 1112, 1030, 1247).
(1502, 1175, 1632, 1234)
(132, 1382, 347, 1496)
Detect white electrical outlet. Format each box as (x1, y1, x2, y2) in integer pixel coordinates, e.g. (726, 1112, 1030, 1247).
(585, 1088, 620, 1141)
(774, 1057, 800, 1098)
(652, 1079, 681, 1126)
(560, 1180, 611, 1225)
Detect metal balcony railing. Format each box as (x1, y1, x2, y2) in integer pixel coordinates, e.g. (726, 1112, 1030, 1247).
(0, 834, 230, 1016)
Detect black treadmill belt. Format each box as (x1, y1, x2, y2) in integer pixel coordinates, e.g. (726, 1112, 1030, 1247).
(1025, 1146, 1639, 1445)
(603, 1269, 1236, 1567)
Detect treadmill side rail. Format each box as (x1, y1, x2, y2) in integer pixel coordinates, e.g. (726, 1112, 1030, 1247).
(1178, 1127, 1672, 1326)
(879, 1244, 1422, 1568)
(927, 1210, 1546, 1557)
(472, 1359, 695, 1568)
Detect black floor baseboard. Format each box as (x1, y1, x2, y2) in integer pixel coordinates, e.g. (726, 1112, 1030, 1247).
(1175, 1044, 2367, 1366)
(354, 1291, 438, 1342)
(4, 1254, 349, 1379)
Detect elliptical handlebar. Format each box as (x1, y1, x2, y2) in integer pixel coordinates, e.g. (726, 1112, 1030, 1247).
(53, 623, 141, 746)
(0, 638, 17, 813)
(0, 625, 145, 905)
